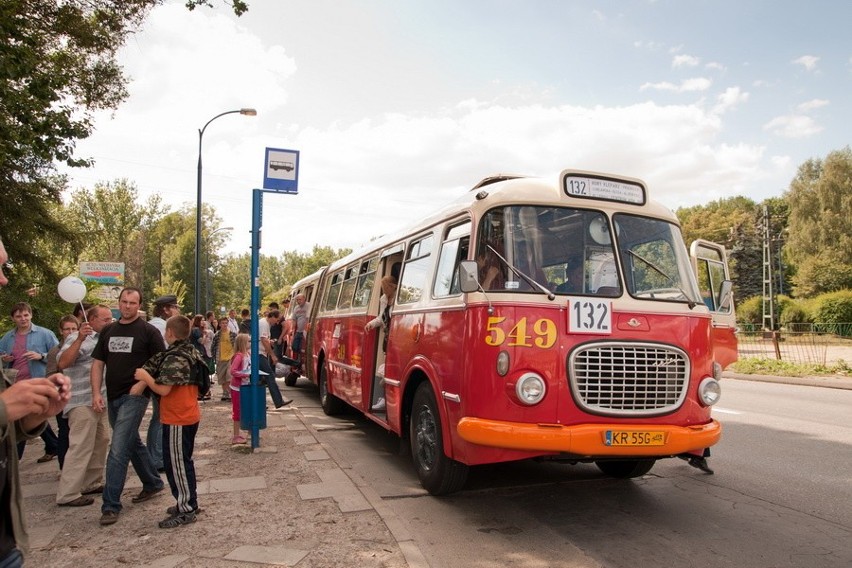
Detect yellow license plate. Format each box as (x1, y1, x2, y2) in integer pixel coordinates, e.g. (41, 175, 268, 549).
(604, 430, 665, 446)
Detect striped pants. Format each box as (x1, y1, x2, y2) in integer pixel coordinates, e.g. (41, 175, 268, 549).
(162, 422, 199, 514)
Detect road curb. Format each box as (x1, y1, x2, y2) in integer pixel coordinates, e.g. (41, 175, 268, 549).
(723, 371, 852, 390)
(291, 403, 432, 568)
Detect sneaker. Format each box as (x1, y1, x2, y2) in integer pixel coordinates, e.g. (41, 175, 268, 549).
(59, 495, 94, 507)
(131, 486, 165, 503)
(37, 453, 56, 463)
(371, 397, 386, 411)
(273, 399, 293, 409)
(231, 435, 247, 445)
(158, 511, 197, 529)
(99, 511, 119, 526)
(81, 484, 104, 495)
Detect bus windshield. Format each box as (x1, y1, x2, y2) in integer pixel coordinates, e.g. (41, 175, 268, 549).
(613, 213, 702, 305)
(476, 206, 621, 296)
(475, 205, 701, 305)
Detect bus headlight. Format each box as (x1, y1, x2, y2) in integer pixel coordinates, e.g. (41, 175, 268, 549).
(515, 372, 546, 405)
(698, 377, 721, 406)
(496, 351, 510, 377)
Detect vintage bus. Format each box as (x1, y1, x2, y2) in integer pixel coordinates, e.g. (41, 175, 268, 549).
(287, 169, 736, 495)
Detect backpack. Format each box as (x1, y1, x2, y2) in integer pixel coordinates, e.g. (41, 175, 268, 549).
(161, 351, 211, 398)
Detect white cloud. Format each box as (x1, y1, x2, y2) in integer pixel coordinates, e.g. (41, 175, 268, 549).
(672, 54, 700, 68)
(796, 99, 829, 112)
(713, 87, 749, 114)
(640, 77, 712, 92)
(763, 114, 823, 138)
(792, 55, 819, 71)
(705, 61, 727, 72)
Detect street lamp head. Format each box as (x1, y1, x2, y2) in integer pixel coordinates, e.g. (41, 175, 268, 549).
(240, 108, 257, 116)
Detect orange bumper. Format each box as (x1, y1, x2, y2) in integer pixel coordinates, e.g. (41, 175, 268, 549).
(457, 417, 721, 457)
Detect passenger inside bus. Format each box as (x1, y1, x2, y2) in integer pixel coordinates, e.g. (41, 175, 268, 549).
(366, 261, 400, 413)
(555, 256, 585, 294)
(476, 244, 505, 290)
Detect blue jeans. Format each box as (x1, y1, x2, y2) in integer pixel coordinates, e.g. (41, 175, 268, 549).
(147, 396, 163, 471)
(103, 394, 163, 513)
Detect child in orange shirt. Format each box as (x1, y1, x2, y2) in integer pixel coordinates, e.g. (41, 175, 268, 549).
(135, 315, 204, 528)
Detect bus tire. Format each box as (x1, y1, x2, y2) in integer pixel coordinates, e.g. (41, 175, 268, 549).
(595, 459, 656, 478)
(409, 381, 468, 495)
(319, 365, 345, 415)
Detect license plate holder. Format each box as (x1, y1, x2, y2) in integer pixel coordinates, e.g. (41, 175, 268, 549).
(604, 430, 666, 446)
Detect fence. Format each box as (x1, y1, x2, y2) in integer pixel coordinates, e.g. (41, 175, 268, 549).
(736, 323, 852, 366)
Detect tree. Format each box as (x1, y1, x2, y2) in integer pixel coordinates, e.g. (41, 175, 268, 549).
(784, 147, 852, 296)
(677, 196, 762, 301)
(0, 0, 247, 314)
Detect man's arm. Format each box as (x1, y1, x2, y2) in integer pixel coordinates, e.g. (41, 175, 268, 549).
(90, 359, 106, 412)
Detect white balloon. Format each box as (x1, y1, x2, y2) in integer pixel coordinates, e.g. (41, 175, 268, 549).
(57, 276, 87, 303)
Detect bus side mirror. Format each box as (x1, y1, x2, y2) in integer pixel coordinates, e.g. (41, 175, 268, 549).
(459, 260, 480, 293)
(718, 280, 733, 311)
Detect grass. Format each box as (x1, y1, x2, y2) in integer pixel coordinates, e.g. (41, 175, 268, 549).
(730, 357, 850, 377)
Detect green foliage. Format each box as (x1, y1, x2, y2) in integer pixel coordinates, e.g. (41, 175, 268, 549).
(777, 295, 811, 326)
(809, 290, 852, 325)
(735, 295, 763, 324)
(677, 196, 763, 300)
(730, 357, 849, 377)
(186, 0, 248, 16)
(784, 147, 852, 296)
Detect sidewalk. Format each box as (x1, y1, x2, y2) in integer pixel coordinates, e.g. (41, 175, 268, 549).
(19, 380, 427, 568)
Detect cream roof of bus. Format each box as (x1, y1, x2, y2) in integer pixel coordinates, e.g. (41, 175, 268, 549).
(324, 171, 680, 272)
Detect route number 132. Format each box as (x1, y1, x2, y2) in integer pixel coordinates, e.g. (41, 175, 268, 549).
(568, 298, 612, 334)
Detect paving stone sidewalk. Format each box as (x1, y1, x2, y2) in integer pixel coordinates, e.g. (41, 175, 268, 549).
(18, 381, 423, 567)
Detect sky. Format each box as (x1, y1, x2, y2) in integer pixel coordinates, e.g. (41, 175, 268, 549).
(62, 0, 852, 259)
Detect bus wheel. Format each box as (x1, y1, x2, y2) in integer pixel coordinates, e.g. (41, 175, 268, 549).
(595, 459, 656, 478)
(319, 365, 345, 416)
(409, 382, 468, 495)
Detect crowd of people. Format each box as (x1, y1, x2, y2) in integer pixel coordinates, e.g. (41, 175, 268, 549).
(0, 237, 311, 565)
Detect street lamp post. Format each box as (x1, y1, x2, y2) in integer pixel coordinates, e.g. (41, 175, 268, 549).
(195, 107, 256, 315)
(206, 226, 233, 313)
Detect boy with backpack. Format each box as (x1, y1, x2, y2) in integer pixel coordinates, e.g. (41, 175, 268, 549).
(134, 315, 206, 528)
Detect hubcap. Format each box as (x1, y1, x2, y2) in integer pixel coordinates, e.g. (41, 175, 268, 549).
(414, 404, 437, 471)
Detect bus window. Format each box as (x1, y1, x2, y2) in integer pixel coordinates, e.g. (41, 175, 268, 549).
(323, 271, 344, 312)
(434, 221, 471, 297)
(614, 213, 702, 305)
(398, 235, 434, 304)
(352, 257, 379, 308)
(694, 244, 729, 312)
(337, 266, 358, 309)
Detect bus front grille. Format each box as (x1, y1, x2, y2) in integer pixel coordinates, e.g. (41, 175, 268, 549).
(569, 342, 689, 416)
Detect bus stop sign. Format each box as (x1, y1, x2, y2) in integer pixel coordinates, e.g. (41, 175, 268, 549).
(263, 147, 299, 194)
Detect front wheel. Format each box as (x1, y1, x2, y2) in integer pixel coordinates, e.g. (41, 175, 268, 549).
(595, 459, 656, 478)
(409, 382, 468, 495)
(319, 364, 345, 415)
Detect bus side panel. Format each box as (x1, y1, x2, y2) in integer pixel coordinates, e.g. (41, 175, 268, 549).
(712, 327, 738, 370)
(324, 314, 364, 408)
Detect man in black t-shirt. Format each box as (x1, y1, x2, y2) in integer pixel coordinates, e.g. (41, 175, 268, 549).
(91, 287, 166, 526)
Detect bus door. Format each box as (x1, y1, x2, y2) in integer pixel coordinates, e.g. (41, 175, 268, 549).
(690, 240, 737, 369)
(366, 251, 402, 417)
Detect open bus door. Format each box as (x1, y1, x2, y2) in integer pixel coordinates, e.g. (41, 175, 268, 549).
(690, 239, 737, 369)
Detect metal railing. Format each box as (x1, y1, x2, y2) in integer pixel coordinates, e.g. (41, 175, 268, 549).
(736, 323, 852, 365)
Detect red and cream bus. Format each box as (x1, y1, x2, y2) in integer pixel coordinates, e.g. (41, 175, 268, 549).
(288, 169, 736, 495)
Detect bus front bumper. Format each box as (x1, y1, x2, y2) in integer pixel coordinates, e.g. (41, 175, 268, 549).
(457, 417, 721, 457)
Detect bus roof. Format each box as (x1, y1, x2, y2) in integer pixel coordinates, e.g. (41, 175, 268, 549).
(325, 170, 680, 272)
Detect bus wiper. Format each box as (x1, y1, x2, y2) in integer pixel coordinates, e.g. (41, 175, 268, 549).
(625, 249, 696, 309)
(487, 245, 556, 301)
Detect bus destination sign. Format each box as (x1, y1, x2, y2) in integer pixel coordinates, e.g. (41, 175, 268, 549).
(563, 175, 645, 205)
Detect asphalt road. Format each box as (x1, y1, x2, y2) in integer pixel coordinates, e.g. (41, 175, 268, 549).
(292, 377, 852, 568)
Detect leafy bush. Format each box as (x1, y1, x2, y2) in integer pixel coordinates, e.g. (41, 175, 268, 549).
(810, 289, 852, 330)
(736, 295, 762, 324)
(778, 295, 812, 326)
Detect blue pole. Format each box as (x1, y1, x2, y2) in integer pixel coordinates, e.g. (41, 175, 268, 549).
(248, 188, 265, 448)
